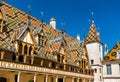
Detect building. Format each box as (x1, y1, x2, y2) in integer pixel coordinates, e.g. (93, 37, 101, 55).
(0, 1, 94, 82)
(103, 42, 120, 82)
(85, 20, 103, 82)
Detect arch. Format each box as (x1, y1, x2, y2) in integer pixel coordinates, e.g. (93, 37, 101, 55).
(0, 77, 7, 82)
(18, 55, 23, 62)
(29, 46, 32, 55)
(12, 55, 16, 61)
(24, 45, 27, 55)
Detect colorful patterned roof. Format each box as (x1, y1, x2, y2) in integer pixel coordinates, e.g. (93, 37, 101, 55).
(85, 23, 100, 43)
(0, 1, 89, 66)
(103, 42, 120, 62)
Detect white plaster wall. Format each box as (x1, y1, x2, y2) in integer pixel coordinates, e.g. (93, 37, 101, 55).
(92, 66, 103, 82)
(103, 63, 120, 82)
(86, 42, 102, 65)
(104, 79, 120, 82)
(86, 42, 103, 82)
(23, 32, 33, 44)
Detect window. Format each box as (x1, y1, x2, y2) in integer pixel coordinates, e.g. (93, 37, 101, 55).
(99, 68, 102, 73)
(100, 76, 102, 81)
(91, 60, 94, 64)
(117, 50, 120, 59)
(99, 45, 101, 52)
(119, 64, 120, 73)
(106, 64, 112, 75)
(0, 77, 7, 82)
(94, 68, 97, 73)
(15, 75, 18, 82)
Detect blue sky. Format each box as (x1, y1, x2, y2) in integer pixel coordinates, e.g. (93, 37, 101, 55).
(4, 0, 120, 51)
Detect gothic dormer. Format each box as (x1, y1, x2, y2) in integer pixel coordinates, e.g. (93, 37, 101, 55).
(34, 21, 46, 47)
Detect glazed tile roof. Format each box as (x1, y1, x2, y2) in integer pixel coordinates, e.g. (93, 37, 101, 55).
(85, 23, 100, 43)
(0, 1, 88, 66)
(103, 42, 120, 62)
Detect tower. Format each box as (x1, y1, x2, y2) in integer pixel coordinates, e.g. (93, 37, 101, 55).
(85, 13, 103, 82)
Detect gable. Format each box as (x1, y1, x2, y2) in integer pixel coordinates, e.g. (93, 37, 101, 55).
(18, 27, 36, 45)
(22, 30, 34, 44)
(60, 46, 65, 54)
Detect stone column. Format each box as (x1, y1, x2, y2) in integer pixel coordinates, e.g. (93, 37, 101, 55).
(16, 55, 19, 62)
(31, 56, 34, 64)
(27, 45, 30, 56)
(34, 73, 37, 82)
(1, 51, 5, 59)
(72, 77, 74, 82)
(49, 62, 52, 67)
(22, 43, 25, 55)
(17, 72, 21, 82)
(82, 78, 85, 82)
(56, 76, 58, 82)
(63, 76, 66, 82)
(45, 75, 48, 82)
(77, 78, 79, 82)
(31, 46, 34, 56)
(41, 60, 44, 66)
(24, 55, 27, 63)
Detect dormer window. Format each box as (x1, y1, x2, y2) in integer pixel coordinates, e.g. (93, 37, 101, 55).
(39, 35, 45, 47)
(91, 60, 94, 64)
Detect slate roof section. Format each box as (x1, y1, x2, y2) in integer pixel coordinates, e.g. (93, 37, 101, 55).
(0, 1, 88, 66)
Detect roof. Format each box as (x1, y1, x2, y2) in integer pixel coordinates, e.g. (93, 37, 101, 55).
(103, 42, 120, 62)
(0, 1, 89, 66)
(85, 23, 101, 43)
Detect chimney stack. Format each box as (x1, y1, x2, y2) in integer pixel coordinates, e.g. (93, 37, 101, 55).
(50, 17, 56, 29)
(77, 34, 80, 41)
(104, 43, 108, 55)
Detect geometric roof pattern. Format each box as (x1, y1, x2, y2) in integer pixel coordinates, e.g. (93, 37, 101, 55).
(85, 23, 101, 43)
(0, 1, 89, 66)
(103, 42, 120, 62)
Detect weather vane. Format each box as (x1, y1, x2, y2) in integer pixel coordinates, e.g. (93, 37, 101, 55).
(41, 12, 44, 21)
(61, 22, 66, 33)
(91, 12, 94, 23)
(28, 5, 31, 15)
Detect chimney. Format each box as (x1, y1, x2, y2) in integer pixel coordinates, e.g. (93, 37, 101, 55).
(77, 34, 80, 41)
(50, 17, 56, 29)
(104, 44, 108, 55)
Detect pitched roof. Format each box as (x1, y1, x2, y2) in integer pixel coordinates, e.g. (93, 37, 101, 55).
(0, 1, 89, 66)
(85, 23, 100, 43)
(103, 42, 120, 62)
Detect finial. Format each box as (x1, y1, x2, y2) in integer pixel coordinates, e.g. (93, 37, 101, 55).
(61, 22, 66, 33)
(28, 5, 31, 15)
(91, 12, 94, 23)
(27, 5, 31, 26)
(41, 12, 44, 22)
